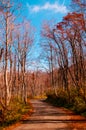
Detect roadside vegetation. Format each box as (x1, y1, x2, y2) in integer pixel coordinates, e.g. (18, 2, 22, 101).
(42, 0, 86, 117)
(0, 1, 33, 129)
(45, 88, 86, 116)
(0, 97, 33, 130)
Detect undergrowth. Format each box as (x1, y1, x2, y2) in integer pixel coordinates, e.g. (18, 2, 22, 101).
(0, 98, 32, 129)
(45, 88, 86, 116)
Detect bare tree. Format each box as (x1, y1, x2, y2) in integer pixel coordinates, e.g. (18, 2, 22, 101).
(0, 0, 21, 106)
(13, 21, 34, 103)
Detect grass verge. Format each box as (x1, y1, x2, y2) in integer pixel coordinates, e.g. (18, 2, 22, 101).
(0, 98, 33, 130)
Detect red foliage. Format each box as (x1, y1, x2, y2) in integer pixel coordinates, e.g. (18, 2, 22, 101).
(72, 0, 80, 3)
(57, 24, 63, 31)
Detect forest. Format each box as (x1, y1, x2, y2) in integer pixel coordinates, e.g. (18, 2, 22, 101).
(0, 0, 86, 129)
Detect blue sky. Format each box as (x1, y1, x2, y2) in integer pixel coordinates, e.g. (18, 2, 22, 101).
(20, 0, 71, 70)
(21, 0, 71, 29)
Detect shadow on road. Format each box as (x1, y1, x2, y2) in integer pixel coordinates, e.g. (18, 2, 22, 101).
(14, 100, 86, 130)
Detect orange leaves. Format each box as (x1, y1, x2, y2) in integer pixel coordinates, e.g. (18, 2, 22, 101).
(53, 10, 85, 47)
(64, 12, 83, 22)
(63, 12, 85, 32)
(72, 0, 80, 3)
(42, 10, 85, 48)
(57, 24, 63, 31)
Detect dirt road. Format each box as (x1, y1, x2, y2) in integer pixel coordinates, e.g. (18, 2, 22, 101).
(14, 99, 86, 130)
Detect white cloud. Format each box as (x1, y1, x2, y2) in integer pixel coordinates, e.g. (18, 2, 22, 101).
(27, 2, 68, 14)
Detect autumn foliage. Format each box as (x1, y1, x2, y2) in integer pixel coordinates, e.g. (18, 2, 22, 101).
(41, 0, 86, 111)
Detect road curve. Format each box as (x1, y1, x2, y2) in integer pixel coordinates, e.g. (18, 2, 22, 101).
(14, 99, 86, 130)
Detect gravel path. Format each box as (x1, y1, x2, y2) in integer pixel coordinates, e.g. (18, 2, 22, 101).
(13, 99, 86, 130)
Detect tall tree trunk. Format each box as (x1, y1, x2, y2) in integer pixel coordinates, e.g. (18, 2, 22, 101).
(4, 15, 11, 106)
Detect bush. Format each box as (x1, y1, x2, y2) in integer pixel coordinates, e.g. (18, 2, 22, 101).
(73, 97, 86, 113)
(0, 98, 32, 128)
(45, 88, 86, 116)
(46, 88, 68, 107)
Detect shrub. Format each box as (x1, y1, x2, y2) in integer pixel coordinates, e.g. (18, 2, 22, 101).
(0, 98, 32, 128)
(73, 96, 86, 113)
(45, 87, 86, 116)
(46, 88, 69, 106)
